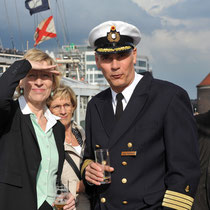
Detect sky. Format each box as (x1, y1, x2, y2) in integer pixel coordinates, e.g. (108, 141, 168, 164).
(0, 0, 210, 99)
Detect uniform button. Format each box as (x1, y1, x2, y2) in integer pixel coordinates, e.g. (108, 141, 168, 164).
(122, 161, 127, 166)
(122, 201, 128, 205)
(122, 178, 127, 184)
(102, 160, 107, 165)
(127, 142, 132, 148)
(95, 144, 100, 148)
(101, 197, 106, 203)
(185, 185, 190, 192)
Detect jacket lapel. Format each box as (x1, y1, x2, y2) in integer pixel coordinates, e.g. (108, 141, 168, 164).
(95, 88, 116, 138)
(20, 113, 41, 193)
(21, 113, 40, 157)
(109, 72, 152, 147)
(22, 114, 38, 142)
(53, 122, 65, 181)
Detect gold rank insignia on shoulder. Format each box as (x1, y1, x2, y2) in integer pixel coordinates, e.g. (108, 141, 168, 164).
(107, 25, 120, 43)
(121, 151, 137, 156)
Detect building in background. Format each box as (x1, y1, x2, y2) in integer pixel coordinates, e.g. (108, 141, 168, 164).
(197, 73, 210, 114)
(135, 55, 151, 75)
(57, 44, 152, 85)
(0, 48, 24, 75)
(61, 76, 105, 128)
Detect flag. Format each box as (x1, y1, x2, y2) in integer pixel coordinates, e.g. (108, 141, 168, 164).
(25, 0, 49, 15)
(34, 16, 56, 47)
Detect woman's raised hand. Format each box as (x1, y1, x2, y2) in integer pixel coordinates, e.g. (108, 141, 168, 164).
(28, 60, 60, 75)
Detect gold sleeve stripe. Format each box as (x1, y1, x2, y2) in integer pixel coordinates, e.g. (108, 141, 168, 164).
(163, 198, 191, 209)
(166, 190, 194, 202)
(162, 202, 188, 210)
(81, 159, 94, 176)
(164, 194, 193, 206)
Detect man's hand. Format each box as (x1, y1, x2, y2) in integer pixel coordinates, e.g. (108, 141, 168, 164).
(63, 193, 75, 210)
(85, 162, 114, 185)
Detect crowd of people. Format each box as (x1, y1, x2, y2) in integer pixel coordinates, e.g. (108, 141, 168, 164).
(0, 20, 209, 210)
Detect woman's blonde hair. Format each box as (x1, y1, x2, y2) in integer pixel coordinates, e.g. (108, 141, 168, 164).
(16, 48, 61, 97)
(47, 84, 77, 112)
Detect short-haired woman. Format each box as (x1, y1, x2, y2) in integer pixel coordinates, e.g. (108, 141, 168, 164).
(0, 48, 75, 210)
(47, 85, 91, 210)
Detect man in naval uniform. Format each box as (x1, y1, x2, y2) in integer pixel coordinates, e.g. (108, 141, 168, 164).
(81, 20, 200, 210)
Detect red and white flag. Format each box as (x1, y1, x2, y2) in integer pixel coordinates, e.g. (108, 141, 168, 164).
(34, 16, 56, 47)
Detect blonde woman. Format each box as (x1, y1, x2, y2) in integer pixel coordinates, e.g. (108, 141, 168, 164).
(47, 85, 91, 210)
(0, 48, 75, 210)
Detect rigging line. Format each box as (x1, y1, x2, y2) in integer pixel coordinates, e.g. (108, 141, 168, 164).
(33, 14, 39, 48)
(14, 0, 24, 51)
(3, 0, 15, 49)
(55, 0, 69, 45)
(55, 0, 68, 45)
(38, 12, 45, 20)
(0, 39, 3, 49)
(35, 14, 43, 49)
(60, 0, 70, 43)
(0, 39, 4, 51)
(48, 0, 61, 50)
(49, 0, 64, 46)
(53, 0, 67, 46)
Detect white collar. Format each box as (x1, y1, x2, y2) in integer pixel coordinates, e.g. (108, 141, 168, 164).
(18, 96, 60, 132)
(111, 72, 142, 105)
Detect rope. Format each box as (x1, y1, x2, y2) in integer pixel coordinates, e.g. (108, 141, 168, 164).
(55, 0, 69, 45)
(4, 0, 15, 49)
(60, 0, 70, 43)
(49, 0, 61, 50)
(14, 0, 24, 51)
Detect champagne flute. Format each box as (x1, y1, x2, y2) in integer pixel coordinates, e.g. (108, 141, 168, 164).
(54, 181, 69, 210)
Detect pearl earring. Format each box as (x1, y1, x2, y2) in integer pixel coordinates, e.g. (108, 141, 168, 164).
(51, 91, 54, 97)
(20, 88, 24, 95)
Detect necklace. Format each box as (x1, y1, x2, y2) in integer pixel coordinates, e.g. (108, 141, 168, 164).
(66, 131, 79, 146)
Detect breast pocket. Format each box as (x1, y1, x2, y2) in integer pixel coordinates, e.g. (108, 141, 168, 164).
(143, 188, 165, 206)
(0, 171, 22, 187)
(0, 131, 23, 187)
(135, 121, 161, 143)
(136, 121, 159, 130)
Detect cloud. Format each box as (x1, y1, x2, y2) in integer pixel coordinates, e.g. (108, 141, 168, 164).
(138, 27, 210, 98)
(160, 16, 210, 30)
(131, 0, 184, 16)
(163, 0, 210, 19)
(140, 27, 210, 67)
(1, 0, 210, 98)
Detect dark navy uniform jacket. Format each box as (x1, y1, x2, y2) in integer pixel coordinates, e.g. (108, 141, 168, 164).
(82, 72, 200, 210)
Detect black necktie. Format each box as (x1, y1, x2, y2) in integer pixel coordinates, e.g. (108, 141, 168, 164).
(115, 93, 124, 121)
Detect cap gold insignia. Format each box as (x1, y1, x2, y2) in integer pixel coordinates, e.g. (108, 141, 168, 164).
(107, 25, 120, 43)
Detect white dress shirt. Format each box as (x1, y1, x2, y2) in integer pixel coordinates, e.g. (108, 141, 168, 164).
(18, 95, 60, 133)
(111, 72, 142, 114)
